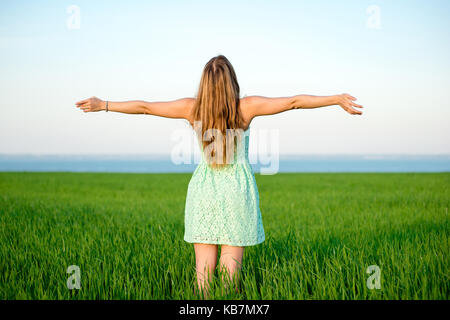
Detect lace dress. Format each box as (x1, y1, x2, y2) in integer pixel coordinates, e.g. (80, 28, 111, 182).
(184, 127, 265, 246)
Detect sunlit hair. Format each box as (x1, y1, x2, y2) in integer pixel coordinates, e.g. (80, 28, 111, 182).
(191, 55, 245, 169)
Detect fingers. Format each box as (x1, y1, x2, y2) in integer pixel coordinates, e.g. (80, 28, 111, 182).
(75, 97, 91, 112)
(341, 101, 362, 115)
(347, 106, 362, 115)
(75, 96, 96, 106)
(75, 103, 91, 112)
(342, 93, 363, 113)
(342, 93, 356, 101)
(76, 98, 89, 105)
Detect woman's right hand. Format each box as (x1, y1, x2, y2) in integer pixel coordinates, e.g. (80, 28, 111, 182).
(337, 93, 363, 115)
(75, 96, 106, 112)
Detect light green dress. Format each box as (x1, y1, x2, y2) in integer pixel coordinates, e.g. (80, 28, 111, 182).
(184, 127, 265, 246)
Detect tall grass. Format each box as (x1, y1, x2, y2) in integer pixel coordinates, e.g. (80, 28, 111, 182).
(0, 172, 448, 299)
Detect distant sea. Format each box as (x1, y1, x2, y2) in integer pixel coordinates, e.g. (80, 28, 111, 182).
(0, 154, 449, 173)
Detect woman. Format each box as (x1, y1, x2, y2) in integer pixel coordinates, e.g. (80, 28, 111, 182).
(75, 54, 363, 298)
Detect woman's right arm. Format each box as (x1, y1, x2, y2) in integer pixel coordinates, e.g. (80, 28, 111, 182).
(243, 93, 363, 121)
(75, 96, 194, 120)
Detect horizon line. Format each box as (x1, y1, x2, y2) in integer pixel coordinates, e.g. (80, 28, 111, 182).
(1, 153, 449, 157)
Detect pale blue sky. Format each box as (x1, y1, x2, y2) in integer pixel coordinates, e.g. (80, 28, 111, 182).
(0, 0, 449, 155)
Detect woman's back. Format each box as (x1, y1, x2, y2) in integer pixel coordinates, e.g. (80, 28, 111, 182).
(195, 126, 251, 166)
(187, 97, 253, 132)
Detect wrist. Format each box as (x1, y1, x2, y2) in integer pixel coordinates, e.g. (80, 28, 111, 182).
(334, 94, 343, 105)
(101, 100, 108, 111)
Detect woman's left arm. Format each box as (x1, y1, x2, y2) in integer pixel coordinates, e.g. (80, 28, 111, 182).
(75, 96, 194, 120)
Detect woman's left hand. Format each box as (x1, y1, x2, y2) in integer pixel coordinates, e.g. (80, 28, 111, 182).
(337, 93, 363, 115)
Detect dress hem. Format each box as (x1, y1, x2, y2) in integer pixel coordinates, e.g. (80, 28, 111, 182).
(184, 236, 265, 247)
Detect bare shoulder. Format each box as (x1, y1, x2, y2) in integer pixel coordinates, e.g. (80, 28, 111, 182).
(239, 96, 267, 126)
(180, 96, 194, 111)
(240, 95, 270, 112)
(239, 96, 252, 129)
(182, 97, 196, 126)
(240, 95, 260, 108)
(181, 97, 196, 108)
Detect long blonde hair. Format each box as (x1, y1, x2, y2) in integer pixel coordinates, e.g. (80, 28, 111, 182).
(191, 55, 245, 169)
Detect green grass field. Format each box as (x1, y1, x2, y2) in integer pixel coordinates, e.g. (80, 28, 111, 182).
(0, 172, 448, 299)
